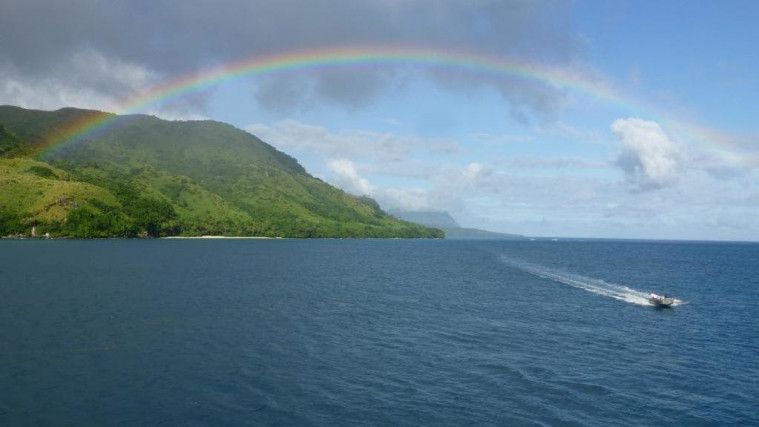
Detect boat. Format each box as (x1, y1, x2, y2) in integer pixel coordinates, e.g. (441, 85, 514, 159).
(648, 293, 675, 307)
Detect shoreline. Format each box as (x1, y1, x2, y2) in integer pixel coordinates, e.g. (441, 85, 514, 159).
(1, 235, 442, 240)
(162, 236, 281, 239)
(0, 235, 282, 240)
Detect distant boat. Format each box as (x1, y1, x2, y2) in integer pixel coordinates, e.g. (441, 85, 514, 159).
(648, 293, 675, 308)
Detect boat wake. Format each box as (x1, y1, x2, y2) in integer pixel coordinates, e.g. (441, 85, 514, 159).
(499, 256, 683, 307)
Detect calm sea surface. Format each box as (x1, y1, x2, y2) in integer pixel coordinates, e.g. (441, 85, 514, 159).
(1, 239, 757, 425)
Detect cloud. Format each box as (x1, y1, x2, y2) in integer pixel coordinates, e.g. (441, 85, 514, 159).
(468, 121, 611, 145)
(612, 117, 682, 191)
(0, 0, 581, 119)
(245, 118, 759, 240)
(374, 187, 431, 212)
(249, 119, 758, 239)
(327, 159, 374, 196)
(247, 120, 459, 162)
(320, 156, 500, 213)
(0, 49, 211, 120)
(503, 156, 608, 170)
(372, 162, 496, 212)
(253, 69, 396, 114)
(0, 49, 156, 112)
(246, 119, 606, 217)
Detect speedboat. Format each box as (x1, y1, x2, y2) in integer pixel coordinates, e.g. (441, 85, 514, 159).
(648, 293, 674, 308)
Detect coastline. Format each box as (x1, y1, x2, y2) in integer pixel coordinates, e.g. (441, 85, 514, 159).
(162, 236, 281, 239)
(1, 235, 282, 240)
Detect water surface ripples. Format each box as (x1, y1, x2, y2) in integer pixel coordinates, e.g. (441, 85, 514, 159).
(1, 239, 757, 425)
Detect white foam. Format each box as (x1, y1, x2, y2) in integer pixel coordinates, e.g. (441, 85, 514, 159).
(500, 256, 683, 307)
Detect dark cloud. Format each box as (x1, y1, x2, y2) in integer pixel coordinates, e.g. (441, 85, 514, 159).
(0, 0, 580, 117)
(252, 68, 394, 113)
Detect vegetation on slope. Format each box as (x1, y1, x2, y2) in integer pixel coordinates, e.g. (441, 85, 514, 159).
(0, 124, 23, 157)
(0, 158, 124, 237)
(0, 106, 442, 238)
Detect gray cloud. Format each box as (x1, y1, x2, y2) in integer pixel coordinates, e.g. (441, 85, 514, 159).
(0, 49, 156, 111)
(252, 69, 395, 114)
(0, 0, 580, 118)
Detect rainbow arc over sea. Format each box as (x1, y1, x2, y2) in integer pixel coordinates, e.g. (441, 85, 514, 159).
(36, 45, 753, 166)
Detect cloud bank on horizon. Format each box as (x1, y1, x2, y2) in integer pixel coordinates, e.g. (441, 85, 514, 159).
(1, 0, 757, 240)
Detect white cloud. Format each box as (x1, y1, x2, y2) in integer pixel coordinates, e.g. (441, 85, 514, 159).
(327, 159, 374, 196)
(321, 160, 498, 213)
(375, 187, 432, 212)
(251, 119, 758, 240)
(463, 162, 488, 180)
(503, 156, 608, 170)
(246, 120, 478, 212)
(467, 132, 534, 144)
(612, 117, 682, 191)
(247, 120, 459, 162)
(372, 162, 497, 213)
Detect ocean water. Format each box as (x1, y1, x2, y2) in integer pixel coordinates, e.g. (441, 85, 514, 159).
(1, 239, 757, 425)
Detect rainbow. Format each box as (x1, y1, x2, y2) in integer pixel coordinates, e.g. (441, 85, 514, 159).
(36, 46, 627, 155)
(36, 45, 753, 166)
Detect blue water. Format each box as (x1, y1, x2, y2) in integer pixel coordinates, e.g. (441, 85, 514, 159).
(1, 239, 757, 425)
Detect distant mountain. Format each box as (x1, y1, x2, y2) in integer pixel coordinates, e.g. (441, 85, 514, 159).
(388, 210, 460, 229)
(390, 210, 525, 240)
(439, 226, 524, 240)
(0, 106, 443, 238)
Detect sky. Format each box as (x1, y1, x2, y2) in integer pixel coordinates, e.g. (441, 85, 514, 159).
(1, 0, 758, 240)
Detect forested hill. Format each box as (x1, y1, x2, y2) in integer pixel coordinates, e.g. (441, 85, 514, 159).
(0, 105, 442, 238)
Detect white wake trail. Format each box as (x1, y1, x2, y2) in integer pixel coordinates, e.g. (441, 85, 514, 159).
(500, 256, 682, 307)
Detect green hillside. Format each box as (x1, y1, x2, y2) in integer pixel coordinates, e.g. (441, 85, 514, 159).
(0, 106, 443, 238)
(0, 124, 24, 156)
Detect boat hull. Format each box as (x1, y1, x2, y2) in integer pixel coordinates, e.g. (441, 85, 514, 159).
(648, 297, 674, 307)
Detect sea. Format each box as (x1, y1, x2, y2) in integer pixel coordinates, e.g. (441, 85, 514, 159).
(1, 239, 757, 425)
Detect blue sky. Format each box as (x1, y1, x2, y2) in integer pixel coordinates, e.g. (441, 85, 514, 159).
(2, 1, 757, 240)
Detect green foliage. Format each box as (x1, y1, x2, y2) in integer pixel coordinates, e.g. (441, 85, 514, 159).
(0, 124, 23, 157)
(0, 157, 126, 237)
(0, 205, 22, 236)
(26, 165, 59, 179)
(0, 106, 443, 238)
(57, 205, 128, 238)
